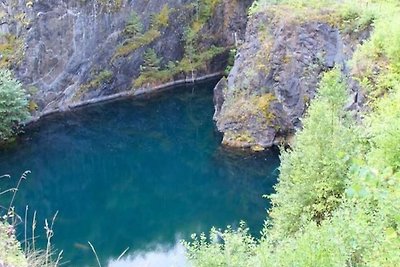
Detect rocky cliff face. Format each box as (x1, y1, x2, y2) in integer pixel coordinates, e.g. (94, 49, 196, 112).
(0, 1, 372, 149)
(0, 0, 252, 116)
(214, 5, 370, 149)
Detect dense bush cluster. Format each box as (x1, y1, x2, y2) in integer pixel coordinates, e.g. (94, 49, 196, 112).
(184, 0, 400, 266)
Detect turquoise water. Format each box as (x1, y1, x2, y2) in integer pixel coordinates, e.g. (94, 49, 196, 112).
(0, 80, 280, 266)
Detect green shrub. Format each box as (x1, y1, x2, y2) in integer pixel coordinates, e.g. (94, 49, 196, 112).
(140, 48, 162, 72)
(0, 69, 29, 141)
(183, 223, 258, 267)
(114, 29, 161, 59)
(123, 12, 143, 37)
(114, 5, 172, 59)
(152, 4, 170, 28)
(366, 87, 400, 171)
(224, 48, 237, 75)
(184, 1, 400, 266)
(0, 34, 24, 68)
(133, 46, 226, 88)
(268, 69, 359, 240)
(198, 0, 220, 23)
(340, 0, 400, 97)
(0, 221, 27, 267)
(74, 70, 113, 101)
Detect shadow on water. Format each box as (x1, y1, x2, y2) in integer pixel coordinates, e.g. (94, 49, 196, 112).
(0, 80, 280, 266)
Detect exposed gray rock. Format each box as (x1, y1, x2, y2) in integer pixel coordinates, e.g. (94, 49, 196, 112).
(213, 76, 227, 119)
(0, 0, 252, 117)
(214, 7, 370, 149)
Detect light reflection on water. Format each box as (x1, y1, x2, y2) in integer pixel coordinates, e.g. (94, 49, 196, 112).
(108, 241, 188, 267)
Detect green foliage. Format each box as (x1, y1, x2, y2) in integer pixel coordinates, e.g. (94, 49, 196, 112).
(183, 222, 258, 267)
(0, 34, 24, 68)
(183, 26, 198, 66)
(75, 70, 113, 101)
(114, 5, 171, 59)
(123, 12, 143, 38)
(198, 0, 220, 23)
(255, 93, 276, 123)
(114, 4, 172, 59)
(0, 69, 29, 141)
(268, 69, 358, 239)
(114, 29, 161, 59)
(0, 222, 27, 267)
(134, 46, 226, 88)
(185, 0, 228, 75)
(350, 1, 400, 97)
(224, 48, 236, 75)
(1, 173, 63, 266)
(140, 48, 162, 73)
(185, 60, 400, 265)
(185, 68, 360, 266)
(249, 0, 400, 99)
(119, 0, 225, 87)
(184, 3, 400, 259)
(152, 4, 170, 28)
(366, 88, 400, 172)
(133, 48, 162, 87)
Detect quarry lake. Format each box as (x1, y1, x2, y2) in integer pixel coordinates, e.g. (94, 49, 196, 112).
(0, 80, 280, 266)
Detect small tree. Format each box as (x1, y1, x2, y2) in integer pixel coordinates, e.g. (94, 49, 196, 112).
(153, 4, 170, 28)
(0, 69, 29, 141)
(268, 68, 358, 240)
(124, 12, 143, 37)
(140, 48, 162, 73)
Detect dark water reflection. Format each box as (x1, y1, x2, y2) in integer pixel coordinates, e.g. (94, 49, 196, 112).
(0, 80, 280, 266)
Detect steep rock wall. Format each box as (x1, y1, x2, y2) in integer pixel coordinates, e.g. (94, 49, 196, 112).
(0, 0, 252, 116)
(214, 5, 370, 149)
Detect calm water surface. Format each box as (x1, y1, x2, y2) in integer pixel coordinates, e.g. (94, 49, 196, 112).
(0, 81, 280, 266)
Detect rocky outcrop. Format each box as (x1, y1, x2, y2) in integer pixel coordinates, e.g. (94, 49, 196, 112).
(0, 0, 252, 117)
(214, 6, 370, 149)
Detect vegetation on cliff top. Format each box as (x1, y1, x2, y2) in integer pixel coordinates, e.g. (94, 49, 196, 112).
(185, 0, 400, 266)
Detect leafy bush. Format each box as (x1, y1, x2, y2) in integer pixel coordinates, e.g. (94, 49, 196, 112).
(114, 29, 161, 59)
(198, 0, 220, 23)
(140, 48, 162, 73)
(0, 34, 24, 68)
(183, 223, 258, 267)
(123, 12, 143, 37)
(0, 69, 29, 141)
(152, 4, 170, 28)
(133, 45, 226, 88)
(268, 69, 359, 240)
(74, 70, 114, 101)
(114, 4, 172, 59)
(184, 1, 400, 263)
(348, 0, 400, 96)
(366, 86, 400, 171)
